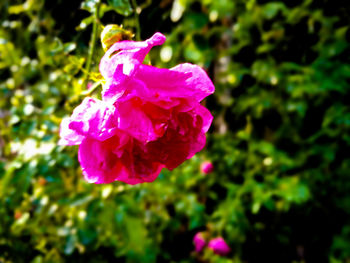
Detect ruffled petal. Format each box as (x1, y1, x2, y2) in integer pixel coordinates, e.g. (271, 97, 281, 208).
(58, 117, 85, 146)
(99, 32, 166, 80)
(117, 98, 157, 143)
(171, 63, 215, 101)
(135, 63, 215, 102)
(146, 108, 207, 170)
(79, 137, 129, 184)
(102, 73, 152, 103)
(68, 97, 118, 141)
(78, 136, 164, 184)
(116, 142, 164, 184)
(192, 104, 213, 133)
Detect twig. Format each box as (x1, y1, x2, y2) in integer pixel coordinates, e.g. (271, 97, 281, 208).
(131, 0, 141, 41)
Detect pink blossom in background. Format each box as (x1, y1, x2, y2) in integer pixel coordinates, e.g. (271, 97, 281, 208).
(59, 32, 215, 184)
(87, 81, 93, 90)
(200, 161, 214, 174)
(193, 232, 206, 252)
(208, 237, 231, 256)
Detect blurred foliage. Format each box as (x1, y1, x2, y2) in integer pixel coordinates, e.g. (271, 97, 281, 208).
(1, 0, 350, 262)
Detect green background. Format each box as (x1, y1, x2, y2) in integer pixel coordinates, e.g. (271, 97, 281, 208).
(1, 0, 350, 262)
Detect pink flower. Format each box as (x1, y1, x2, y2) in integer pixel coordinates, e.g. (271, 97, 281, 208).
(208, 237, 231, 256)
(193, 232, 206, 252)
(59, 33, 215, 184)
(200, 161, 214, 174)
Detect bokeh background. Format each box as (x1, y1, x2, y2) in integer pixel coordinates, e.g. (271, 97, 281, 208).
(1, 0, 350, 262)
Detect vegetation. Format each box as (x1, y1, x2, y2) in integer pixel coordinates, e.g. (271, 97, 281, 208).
(1, 0, 350, 262)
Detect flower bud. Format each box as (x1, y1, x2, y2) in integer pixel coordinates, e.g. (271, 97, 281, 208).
(208, 237, 231, 256)
(100, 24, 134, 52)
(193, 232, 206, 252)
(200, 161, 214, 174)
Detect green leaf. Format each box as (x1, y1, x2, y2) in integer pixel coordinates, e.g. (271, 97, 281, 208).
(262, 3, 287, 19)
(81, 0, 100, 13)
(107, 0, 133, 16)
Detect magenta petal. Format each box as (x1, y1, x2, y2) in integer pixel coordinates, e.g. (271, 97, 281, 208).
(100, 33, 167, 103)
(193, 104, 213, 133)
(99, 32, 166, 80)
(116, 156, 164, 185)
(68, 97, 117, 141)
(124, 142, 165, 184)
(58, 117, 84, 146)
(146, 109, 207, 170)
(102, 73, 152, 104)
(135, 63, 215, 102)
(78, 136, 164, 184)
(117, 99, 158, 143)
(171, 63, 215, 101)
(78, 137, 128, 184)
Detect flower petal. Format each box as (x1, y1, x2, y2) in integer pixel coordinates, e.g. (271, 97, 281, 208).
(171, 63, 215, 101)
(68, 97, 118, 141)
(117, 98, 157, 143)
(99, 32, 166, 80)
(146, 109, 207, 170)
(193, 104, 213, 133)
(58, 117, 84, 146)
(135, 63, 215, 102)
(79, 137, 129, 184)
(78, 136, 164, 184)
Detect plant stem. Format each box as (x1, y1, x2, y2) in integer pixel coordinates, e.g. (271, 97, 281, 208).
(85, 2, 100, 84)
(131, 0, 141, 41)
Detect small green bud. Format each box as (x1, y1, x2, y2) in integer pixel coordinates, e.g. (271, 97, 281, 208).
(100, 24, 134, 52)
